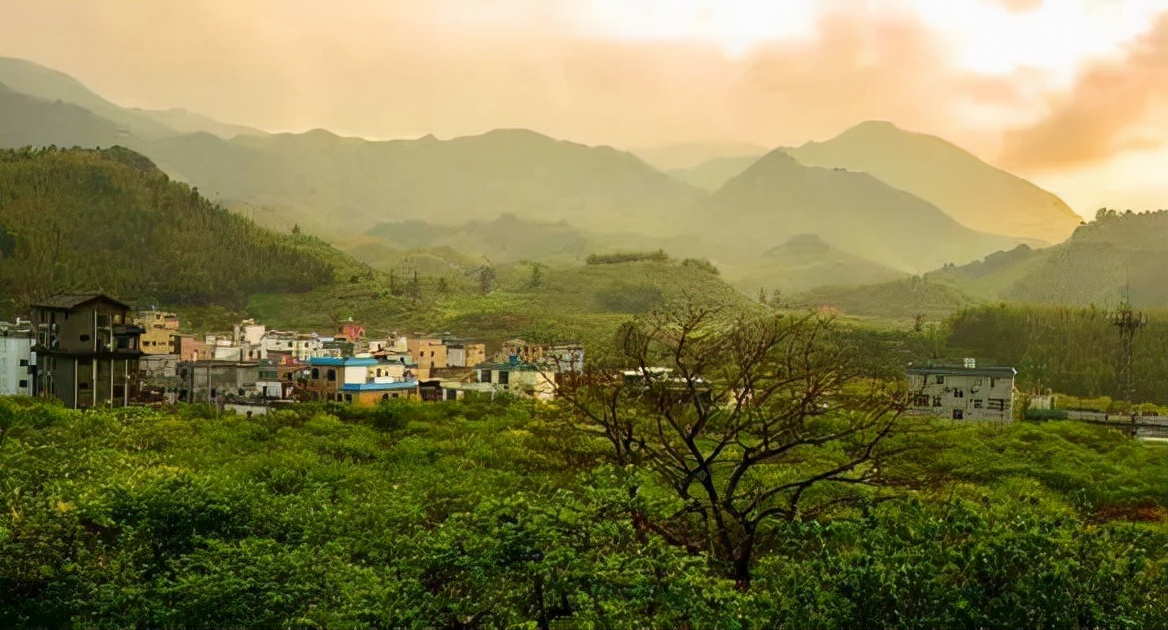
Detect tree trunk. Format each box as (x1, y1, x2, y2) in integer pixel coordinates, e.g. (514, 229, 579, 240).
(732, 534, 755, 591)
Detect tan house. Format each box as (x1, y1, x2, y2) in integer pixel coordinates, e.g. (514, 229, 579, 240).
(407, 338, 448, 375)
(134, 310, 180, 355)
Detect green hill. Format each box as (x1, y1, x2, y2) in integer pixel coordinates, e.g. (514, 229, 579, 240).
(0, 57, 176, 141)
(667, 154, 762, 192)
(0, 146, 338, 312)
(789, 277, 978, 322)
(135, 127, 707, 240)
(0, 84, 124, 148)
(726, 234, 906, 295)
(127, 107, 265, 139)
(362, 214, 667, 267)
(926, 210, 1168, 308)
(786, 121, 1081, 244)
(631, 141, 769, 171)
(697, 150, 1022, 274)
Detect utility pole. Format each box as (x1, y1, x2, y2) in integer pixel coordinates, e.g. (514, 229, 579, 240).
(1112, 292, 1146, 435)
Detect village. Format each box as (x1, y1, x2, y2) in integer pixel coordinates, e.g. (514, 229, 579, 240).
(0, 292, 1039, 424)
(0, 293, 584, 411)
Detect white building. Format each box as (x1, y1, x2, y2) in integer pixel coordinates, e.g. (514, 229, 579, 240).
(907, 360, 1016, 421)
(0, 320, 34, 396)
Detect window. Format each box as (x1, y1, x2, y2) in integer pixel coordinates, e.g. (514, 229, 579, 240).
(912, 394, 930, 407)
(934, 375, 944, 384)
(932, 396, 942, 407)
(18, 380, 28, 388)
(19, 359, 28, 367)
(81, 334, 91, 342)
(327, 369, 337, 382)
(973, 399, 983, 408)
(311, 368, 320, 379)
(952, 409, 964, 420)
(954, 389, 964, 398)
(79, 382, 90, 390)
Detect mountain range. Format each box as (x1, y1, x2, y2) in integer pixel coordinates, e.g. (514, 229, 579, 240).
(5, 55, 1158, 313)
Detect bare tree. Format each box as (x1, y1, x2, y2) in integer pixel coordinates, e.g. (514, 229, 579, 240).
(557, 300, 906, 589)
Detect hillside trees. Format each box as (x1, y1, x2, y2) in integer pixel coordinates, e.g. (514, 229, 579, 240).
(558, 301, 906, 588)
(0, 146, 336, 309)
(946, 304, 1168, 405)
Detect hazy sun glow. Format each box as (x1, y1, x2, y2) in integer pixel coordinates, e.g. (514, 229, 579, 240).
(0, 0, 1165, 216)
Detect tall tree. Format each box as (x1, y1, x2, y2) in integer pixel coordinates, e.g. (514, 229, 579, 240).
(558, 300, 905, 588)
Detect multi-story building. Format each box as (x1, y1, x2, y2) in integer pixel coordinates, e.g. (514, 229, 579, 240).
(302, 356, 417, 405)
(407, 338, 447, 379)
(906, 360, 1016, 421)
(0, 319, 34, 396)
(30, 294, 143, 408)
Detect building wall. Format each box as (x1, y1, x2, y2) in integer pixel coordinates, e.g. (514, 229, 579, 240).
(139, 327, 174, 355)
(33, 303, 128, 354)
(408, 339, 448, 370)
(908, 372, 1015, 421)
(0, 333, 33, 395)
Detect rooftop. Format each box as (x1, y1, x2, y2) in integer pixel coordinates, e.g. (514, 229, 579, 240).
(907, 365, 1017, 378)
(340, 380, 419, 392)
(32, 293, 131, 311)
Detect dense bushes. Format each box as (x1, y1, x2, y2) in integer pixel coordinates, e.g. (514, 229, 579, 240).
(1, 398, 1165, 627)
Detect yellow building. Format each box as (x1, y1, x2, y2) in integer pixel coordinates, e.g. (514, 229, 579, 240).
(134, 310, 180, 356)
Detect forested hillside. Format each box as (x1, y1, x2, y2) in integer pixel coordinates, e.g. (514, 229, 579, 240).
(945, 304, 1168, 405)
(0, 146, 337, 311)
(927, 210, 1168, 308)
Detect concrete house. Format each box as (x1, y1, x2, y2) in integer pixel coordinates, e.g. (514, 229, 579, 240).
(476, 360, 557, 401)
(907, 360, 1016, 421)
(303, 356, 418, 405)
(0, 319, 34, 396)
(177, 360, 261, 402)
(446, 342, 487, 368)
(30, 294, 144, 408)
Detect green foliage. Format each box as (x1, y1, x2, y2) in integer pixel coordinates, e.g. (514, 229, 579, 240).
(1026, 408, 1069, 420)
(946, 304, 1168, 404)
(586, 249, 671, 265)
(0, 399, 1164, 627)
(680, 257, 719, 275)
(0, 223, 14, 259)
(0, 146, 337, 309)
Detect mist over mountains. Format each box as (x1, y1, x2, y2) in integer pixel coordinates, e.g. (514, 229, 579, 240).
(3, 55, 1161, 311)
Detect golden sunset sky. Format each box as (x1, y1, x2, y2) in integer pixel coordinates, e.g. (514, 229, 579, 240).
(1, 0, 1165, 217)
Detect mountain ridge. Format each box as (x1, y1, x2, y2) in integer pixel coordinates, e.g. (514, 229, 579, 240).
(786, 120, 1082, 243)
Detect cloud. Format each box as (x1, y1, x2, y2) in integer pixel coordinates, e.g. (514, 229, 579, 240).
(998, 12, 1168, 171)
(993, 0, 1043, 14)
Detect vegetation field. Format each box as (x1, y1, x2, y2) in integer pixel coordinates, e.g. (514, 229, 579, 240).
(1, 397, 1165, 628)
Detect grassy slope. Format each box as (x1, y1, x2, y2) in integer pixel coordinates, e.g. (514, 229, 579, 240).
(790, 277, 978, 323)
(244, 259, 762, 347)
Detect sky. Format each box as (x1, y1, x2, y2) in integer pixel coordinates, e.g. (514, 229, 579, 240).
(0, 0, 1165, 217)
